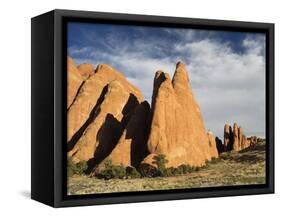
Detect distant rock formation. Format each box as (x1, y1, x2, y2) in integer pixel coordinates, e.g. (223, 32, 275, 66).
(215, 137, 224, 154)
(223, 124, 233, 151)
(233, 123, 239, 151)
(142, 62, 218, 168)
(222, 123, 255, 152)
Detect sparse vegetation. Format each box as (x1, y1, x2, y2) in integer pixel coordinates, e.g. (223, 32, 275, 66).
(67, 157, 88, 177)
(68, 142, 266, 195)
(95, 160, 127, 180)
(126, 166, 141, 179)
(152, 154, 168, 176)
(95, 160, 142, 180)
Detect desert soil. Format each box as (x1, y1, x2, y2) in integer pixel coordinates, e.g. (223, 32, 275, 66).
(67, 142, 266, 195)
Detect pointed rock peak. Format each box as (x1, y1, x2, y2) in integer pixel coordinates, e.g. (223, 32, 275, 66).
(153, 71, 168, 89)
(154, 71, 171, 84)
(176, 61, 185, 69)
(224, 123, 232, 131)
(140, 100, 150, 110)
(172, 61, 190, 90)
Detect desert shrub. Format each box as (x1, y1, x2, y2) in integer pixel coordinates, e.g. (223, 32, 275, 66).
(177, 164, 190, 174)
(220, 152, 231, 160)
(139, 163, 160, 178)
(152, 154, 169, 175)
(96, 160, 127, 180)
(67, 157, 88, 177)
(162, 167, 180, 177)
(126, 166, 141, 179)
(206, 157, 221, 165)
(161, 164, 201, 177)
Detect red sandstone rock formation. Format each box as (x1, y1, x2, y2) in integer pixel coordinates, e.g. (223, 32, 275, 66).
(142, 62, 218, 168)
(222, 123, 255, 152)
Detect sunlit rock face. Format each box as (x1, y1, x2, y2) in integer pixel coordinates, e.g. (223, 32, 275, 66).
(142, 62, 218, 168)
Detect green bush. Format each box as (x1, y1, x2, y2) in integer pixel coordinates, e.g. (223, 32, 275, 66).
(161, 164, 201, 177)
(220, 152, 231, 160)
(205, 157, 221, 165)
(96, 160, 127, 180)
(67, 157, 88, 177)
(152, 154, 169, 175)
(162, 167, 179, 177)
(177, 164, 199, 173)
(126, 166, 141, 179)
(139, 163, 160, 178)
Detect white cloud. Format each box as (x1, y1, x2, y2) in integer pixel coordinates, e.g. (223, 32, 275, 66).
(69, 29, 266, 139)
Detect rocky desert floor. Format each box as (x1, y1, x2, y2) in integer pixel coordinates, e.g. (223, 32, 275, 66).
(67, 142, 266, 195)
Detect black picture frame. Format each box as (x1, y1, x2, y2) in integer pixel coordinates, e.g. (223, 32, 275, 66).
(31, 9, 274, 207)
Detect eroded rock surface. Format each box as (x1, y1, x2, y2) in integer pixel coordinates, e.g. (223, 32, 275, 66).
(221, 123, 255, 152)
(67, 57, 84, 108)
(67, 64, 143, 143)
(142, 62, 218, 168)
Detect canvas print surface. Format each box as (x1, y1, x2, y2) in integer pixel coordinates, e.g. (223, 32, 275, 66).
(66, 22, 266, 195)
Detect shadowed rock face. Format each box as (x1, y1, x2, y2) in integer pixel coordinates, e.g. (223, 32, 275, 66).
(103, 101, 151, 168)
(67, 63, 143, 143)
(67, 62, 146, 172)
(67, 57, 225, 171)
(142, 62, 218, 167)
(224, 124, 233, 151)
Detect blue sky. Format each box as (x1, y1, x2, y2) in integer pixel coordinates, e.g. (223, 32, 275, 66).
(67, 22, 266, 139)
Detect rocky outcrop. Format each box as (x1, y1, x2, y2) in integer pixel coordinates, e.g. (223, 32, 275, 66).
(67, 64, 143, 143)
(207, 131, 219, 158)
(78, 63, 94, 79)
(103, 101, 150, 168)
(221, 123, 255, 152)
(142, 62, 218, 168)
(67, 63, 147, 173)
(215, 137, 224, 154)
(233, 123, 239, 151)
(67, 57, 84, 108)
(223, 124, 233, 151)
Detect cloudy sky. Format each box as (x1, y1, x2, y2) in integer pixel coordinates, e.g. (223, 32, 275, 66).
(67, 22, 266, 139)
